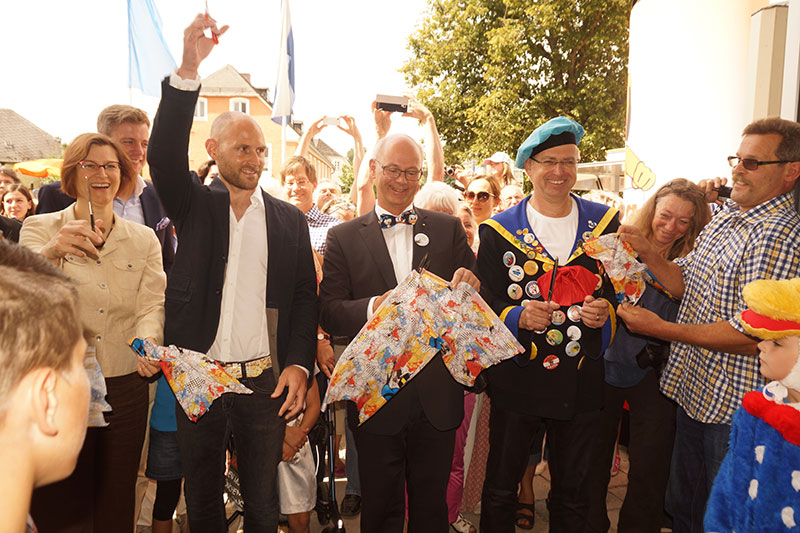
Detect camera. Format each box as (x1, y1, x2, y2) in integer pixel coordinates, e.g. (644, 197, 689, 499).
(375, 94, 409, 113)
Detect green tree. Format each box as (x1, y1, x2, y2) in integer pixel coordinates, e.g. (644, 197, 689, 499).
(402, 0, 630, 165)
(339, 148, 355, 194)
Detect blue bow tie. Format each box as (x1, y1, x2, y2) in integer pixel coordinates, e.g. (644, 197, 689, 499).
(379, 209, 418, 229)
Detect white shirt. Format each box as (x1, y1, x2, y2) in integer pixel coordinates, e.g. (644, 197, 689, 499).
(113, 176, 146, 225)
(367, 203, 415, 318)
(526, 198, 578, 263)
(207, 188, 270, 363)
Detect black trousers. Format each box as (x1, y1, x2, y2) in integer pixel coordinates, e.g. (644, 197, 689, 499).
(354, 392, 456, 533)
(31, 372, 149, 532)
(585, 370, 677, 533)
(480, 403, 602, 533)
(176, 371, 285, 533)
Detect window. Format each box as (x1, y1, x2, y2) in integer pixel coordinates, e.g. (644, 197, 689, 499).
(334, 160, 341, 171)
(230, 98, 249, 114)
(194, 97, 208, 120)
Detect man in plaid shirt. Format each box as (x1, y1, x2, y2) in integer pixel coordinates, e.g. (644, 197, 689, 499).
(617, 116, 800, 533)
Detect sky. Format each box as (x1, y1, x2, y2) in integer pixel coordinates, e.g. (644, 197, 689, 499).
(3, 0, 434, 158)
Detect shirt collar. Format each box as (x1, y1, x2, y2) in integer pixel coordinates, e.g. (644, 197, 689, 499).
(306, 204, 323, 221)
(375, 202, 415, 221)
(737, 192, 794, 222)
(249, 186, 265, 209)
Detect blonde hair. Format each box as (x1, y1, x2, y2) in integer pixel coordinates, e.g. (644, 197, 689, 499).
(627, 178, 710, 260)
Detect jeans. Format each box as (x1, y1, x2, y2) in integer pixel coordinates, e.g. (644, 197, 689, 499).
(665, 406, 731, 533)
(176, 370, 285, 533)
(586, 370, 677, 533)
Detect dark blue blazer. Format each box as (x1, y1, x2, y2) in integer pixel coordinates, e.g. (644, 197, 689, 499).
(36, 180, 175, 273)
(147, 79, 317, 373)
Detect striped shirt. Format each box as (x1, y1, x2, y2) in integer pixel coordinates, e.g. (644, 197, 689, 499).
(660, 193, 800, 424)
(305, 204, 341, 256)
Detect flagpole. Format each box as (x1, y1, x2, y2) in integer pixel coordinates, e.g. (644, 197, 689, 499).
(282, 115, 287, 168)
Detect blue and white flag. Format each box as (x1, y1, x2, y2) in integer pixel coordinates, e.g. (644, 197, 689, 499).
(271, 0, 295, 124)
(128, 0, 176, 97)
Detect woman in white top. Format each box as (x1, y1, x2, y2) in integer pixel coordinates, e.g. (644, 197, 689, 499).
(21, 132, 166, 532)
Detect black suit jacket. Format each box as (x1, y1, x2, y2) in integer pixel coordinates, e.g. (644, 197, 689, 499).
(36, 180, 176, 273)
(0, 215, 21, 242)
(319, 208, 476, 435)
(147, 79, 317, 374)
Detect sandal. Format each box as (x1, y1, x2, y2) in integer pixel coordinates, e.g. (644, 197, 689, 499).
(515, 502, 535, 530)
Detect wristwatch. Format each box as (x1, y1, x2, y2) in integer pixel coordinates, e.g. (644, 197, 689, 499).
(317, 332, 331, 341)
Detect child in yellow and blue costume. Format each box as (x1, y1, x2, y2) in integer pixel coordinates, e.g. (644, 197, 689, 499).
(477, 192, 620, 419)
(704, 278, 800, 532)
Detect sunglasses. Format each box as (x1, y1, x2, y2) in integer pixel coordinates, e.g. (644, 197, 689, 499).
(465, 191, 495, 203)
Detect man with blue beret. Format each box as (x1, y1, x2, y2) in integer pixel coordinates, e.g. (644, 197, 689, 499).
(477, 116, 620, 531)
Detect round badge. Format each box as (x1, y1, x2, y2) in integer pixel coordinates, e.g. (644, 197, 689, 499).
(588, 220, 596, 228)
(508, 265, 524, 282)
(414, 233, 429, 247)
(521, 299, 531, 306)
(523, 260, 539, 276)
(527, 251, 537, 259)
(507, 283, 523, 300)
(565, 340, 581, 357)
(583, 231, 595, 242)
(567, 305, 582, 322)
(546, 329, 564, 346)
(503, 251, 516, 267)
(525, 281, 541, 299)
(534, 327, 546, 335)
(595, 274, 603, 291)
(536, 244, 544, 254)
(523, 233, 535, 244)
(543, 263, 552, 272)
(551, 310, 566, 326)
(567, 325, 582, 341)
(543, 354, 560, 370)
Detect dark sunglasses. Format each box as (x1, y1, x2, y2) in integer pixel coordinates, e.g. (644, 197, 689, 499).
(465, 191, 495, 203)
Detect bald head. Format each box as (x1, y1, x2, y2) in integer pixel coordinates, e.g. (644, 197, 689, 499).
(210, 111, 261, 140)
(373, 134, 424, 166)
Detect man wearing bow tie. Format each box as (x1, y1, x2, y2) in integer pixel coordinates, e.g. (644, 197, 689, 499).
(320, 133, 479, 532)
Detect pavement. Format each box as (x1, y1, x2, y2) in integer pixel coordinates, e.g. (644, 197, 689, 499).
(139, 448, 632, 532)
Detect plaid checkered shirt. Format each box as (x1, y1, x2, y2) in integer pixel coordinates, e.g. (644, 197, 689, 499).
(305, 204, 341, 256)
(660, 192, 800, 424)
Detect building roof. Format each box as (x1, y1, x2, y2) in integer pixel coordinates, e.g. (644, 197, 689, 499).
(200, 65, 266, 99)
(0, 109, 62, 164)
(313, 139, 345, 161)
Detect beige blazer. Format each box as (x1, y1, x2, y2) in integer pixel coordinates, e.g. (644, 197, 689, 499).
(21, 206, 166, 377)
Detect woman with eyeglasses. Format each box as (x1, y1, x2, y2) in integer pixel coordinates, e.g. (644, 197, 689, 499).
(465, 174, 502, 224)
(586, 178, 711, 533)
(20, 133, 166, 532)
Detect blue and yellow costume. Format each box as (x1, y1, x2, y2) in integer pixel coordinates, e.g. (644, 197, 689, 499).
(478, 193, 619, 419)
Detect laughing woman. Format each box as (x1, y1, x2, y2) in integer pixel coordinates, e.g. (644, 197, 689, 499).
(20, 133, 166, 532)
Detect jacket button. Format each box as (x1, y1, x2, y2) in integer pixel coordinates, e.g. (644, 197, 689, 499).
(215, 289, 221, 295)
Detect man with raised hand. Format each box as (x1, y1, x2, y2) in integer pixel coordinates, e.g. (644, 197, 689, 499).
(146, 15, 317, 533)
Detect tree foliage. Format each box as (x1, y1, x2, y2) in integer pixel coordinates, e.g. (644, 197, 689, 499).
(339, 148, 355, 194)
(402, 0, 631, 164)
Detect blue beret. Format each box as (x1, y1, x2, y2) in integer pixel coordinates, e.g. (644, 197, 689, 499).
(515, 117, 585, 169)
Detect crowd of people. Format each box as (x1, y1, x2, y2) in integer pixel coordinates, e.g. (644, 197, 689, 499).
(3, 14, 800, 533)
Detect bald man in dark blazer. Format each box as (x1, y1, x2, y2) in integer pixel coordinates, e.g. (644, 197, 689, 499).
(320, 133, 478, 533)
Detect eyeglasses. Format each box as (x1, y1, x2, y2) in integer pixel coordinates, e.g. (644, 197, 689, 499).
(530, 157, 579, 170)
(465, 190, 495, 203)
(79, 160, 121, 173)
(284, 178, 311, 188)
(727, 156, 793, 171)
(377, 161, 422, 182)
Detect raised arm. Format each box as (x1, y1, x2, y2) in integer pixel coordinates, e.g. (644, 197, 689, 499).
(405, 95, 445, 182)
(147, 14, 228, 223)
(294, 117, 327, 158)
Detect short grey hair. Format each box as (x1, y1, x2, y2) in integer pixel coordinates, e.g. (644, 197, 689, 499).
(415, 181, 460, 215)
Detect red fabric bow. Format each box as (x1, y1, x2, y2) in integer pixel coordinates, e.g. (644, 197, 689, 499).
(536, 265, 599, 305)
